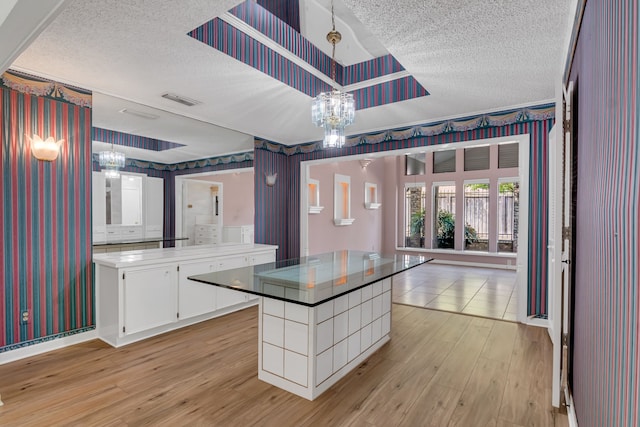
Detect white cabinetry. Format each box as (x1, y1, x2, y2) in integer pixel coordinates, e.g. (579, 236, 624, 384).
(123, 265, 177, 335)
(145, 176, 164, 238)
(92, 171, 106, 243)
(178, 260, 217, 320)
(194, 224, 219, 245)
(95, 244, 277, 347)
(223, 225, 254, 244)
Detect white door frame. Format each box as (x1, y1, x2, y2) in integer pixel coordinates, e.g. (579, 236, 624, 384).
(173, 167, 252, 246)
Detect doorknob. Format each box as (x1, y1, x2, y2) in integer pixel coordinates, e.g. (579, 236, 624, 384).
(561, 259, 571, 264)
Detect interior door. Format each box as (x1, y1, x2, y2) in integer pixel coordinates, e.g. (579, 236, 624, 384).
(561, 80, 577, 405)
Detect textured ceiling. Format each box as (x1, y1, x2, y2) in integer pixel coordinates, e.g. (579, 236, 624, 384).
(10, 0, 572, 163)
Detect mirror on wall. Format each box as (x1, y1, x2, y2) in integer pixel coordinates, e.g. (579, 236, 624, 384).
(106, 175, 143, 225)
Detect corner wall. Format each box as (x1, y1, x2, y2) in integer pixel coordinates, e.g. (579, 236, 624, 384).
(0, 75, 93, 351)
(568, 0, 639, 425)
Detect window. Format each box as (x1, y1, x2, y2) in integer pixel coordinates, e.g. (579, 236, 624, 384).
(404, 184, 426, 248)
(464, 146, 490, 171)
(433, 184, 456, 249)
(498, 181, 519, 252)
(405, 153, 426, 175)
(433, 150, 456, 173)
(464, 183, 489, 251)
(498, 143, 519, 168)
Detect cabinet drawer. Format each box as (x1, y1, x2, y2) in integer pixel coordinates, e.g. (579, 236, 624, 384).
(196, 231, 218, 238)
(195, 224, 217, 233)
(121, 226, 143, 238)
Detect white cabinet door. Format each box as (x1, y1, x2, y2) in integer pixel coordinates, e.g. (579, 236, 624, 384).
(247, 251, 275, 266)
(145, 176, 164, 238)
(215, 255, 247, 271)
(123, 264, 177, 335)
(217, 287, 250, 308)
(178, 260, 217, 320)
(92, 171, 106, 243)
(215, 255, 252, 309)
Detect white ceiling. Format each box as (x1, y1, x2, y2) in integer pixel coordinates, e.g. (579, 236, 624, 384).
(6, 0, 572, 163)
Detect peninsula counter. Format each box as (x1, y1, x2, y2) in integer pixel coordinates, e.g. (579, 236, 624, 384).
(93, 243, 278, 347)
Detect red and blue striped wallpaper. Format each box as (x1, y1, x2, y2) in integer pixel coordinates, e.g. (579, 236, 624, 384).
(189, 1, 429, 109)
(255, 112, 553, 317)
(0, 83, 93, 351)
(569, 0, 639, 425)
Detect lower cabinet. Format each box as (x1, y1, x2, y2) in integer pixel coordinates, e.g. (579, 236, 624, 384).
(123, 265, 178, 335)
(178, 260, 217, 320)
(96, 247, 276, 347)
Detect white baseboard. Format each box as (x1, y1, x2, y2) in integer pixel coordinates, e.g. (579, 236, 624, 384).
(526, 316, 551, 329)
(0, 329, 98, 365)
(429, 259, 517, 270)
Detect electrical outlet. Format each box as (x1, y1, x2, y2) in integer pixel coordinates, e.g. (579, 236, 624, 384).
(21, 310, 30, 324)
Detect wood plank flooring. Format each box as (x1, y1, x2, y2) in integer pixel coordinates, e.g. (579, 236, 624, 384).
(0, 305, 568, 426)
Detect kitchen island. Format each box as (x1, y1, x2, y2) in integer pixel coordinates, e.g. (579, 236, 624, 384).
(189, 250, 430, 400)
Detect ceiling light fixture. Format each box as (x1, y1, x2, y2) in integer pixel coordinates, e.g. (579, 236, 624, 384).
(98, 143, 126, 179)
(311, 0, 355, 149)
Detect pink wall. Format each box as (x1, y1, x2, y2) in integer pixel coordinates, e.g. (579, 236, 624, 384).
(193, 170, 254, 226)
(308, 159, 385, 255)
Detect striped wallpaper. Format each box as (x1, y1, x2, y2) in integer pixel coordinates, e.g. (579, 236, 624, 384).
(569, 0, 639, 425)
(189, 1, 428, 108)
(92, 127, 185, 151)
(0, 83, 93, 351)
(255, 114, 552, 317)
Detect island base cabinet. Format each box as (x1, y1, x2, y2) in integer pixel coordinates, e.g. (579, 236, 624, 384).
(257, 277, 392, 400)
(123, 265, 178, 335)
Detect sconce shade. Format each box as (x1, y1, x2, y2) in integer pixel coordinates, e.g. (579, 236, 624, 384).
(27, 134, 64, 161)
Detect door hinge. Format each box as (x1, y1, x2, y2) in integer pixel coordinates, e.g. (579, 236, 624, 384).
(177, 312, 180, 319)
(177, 265, 180, 272)
(122, 272, 125, 280)
(562, 226, 571, 240)
(122, 326, 126, 333)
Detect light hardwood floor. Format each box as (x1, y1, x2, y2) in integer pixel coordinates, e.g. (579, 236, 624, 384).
(0, 305, 567, 426)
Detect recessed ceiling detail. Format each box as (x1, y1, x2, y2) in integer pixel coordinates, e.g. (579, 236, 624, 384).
(188, 0, 428, 110)
(92, 127, 185, 151)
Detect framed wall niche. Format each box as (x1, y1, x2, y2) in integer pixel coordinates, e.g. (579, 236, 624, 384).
(334, 174, 354, 226)
(308, 178, 324, 214)
(364, 182, 380, 209)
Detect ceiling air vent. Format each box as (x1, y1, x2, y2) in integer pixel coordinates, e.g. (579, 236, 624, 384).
(161, 92, 201, 107)
(118, 108, 159, 120)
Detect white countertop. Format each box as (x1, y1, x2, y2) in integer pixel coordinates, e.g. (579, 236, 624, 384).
(93, 243, 278, 269)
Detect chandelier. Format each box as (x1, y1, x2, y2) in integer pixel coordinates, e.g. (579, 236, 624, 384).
(311, 0, 355, 149)
(98, 144, 126, 179)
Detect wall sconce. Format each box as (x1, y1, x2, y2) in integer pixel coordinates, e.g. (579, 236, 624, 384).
(27, 134, 64, 161)
(359, 158, 373, 169)
(265, 172, 277, 187)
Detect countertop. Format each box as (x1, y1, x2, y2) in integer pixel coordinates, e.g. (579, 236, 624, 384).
(93, 237, 188, 246)
(93, 243, 279, 269)
(188, 250, 431, 307)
